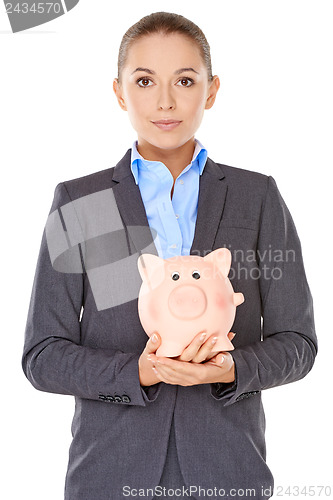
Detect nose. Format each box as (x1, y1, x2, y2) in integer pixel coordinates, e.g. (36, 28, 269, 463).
(168, 285, 207, 320)
(157, 85, 176, 110)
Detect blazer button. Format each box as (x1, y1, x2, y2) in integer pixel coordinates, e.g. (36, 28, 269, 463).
(98, 394, 115, 403)
(236, 391, 260, 402)
(98, 393, 131, 403)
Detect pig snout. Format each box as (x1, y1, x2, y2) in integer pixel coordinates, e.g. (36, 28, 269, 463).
(168, 285, 207, 319)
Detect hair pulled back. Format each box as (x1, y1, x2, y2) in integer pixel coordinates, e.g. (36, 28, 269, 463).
(117, 11, 213, 85)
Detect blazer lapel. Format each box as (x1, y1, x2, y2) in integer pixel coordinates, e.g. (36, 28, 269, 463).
(111, 150, 228, 258)
(190, 157, 228, 256)
(111, 149, 159, 257)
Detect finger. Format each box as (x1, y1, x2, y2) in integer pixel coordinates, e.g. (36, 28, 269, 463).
(152, 363, 177, 384)
(176, 331, 208, 362)
(144, 332, 161, 355)
(154, 358, 190, 379)
(156, 357, 204, 379)
(155, 358, 219, 386)
(151, 365, 175, 385)
(206, 352, 232, 369)
(154, 357, 178, 370)
(154, 361, 195, 386)
(208, 346, 234, 361)
(216, 353, 225, 365)
(146, 353, 161, 364)
(192, 333, 235, 363)
(147, 354, 173, 368)
(191, 334, 220, 363)
(204, 351, 219, 361)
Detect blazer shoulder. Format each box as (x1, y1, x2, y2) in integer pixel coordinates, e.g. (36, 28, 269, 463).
(58, 165, 116, 202)
(55, 148, 132, 201)
(217, 161, 268, 185)
(213, 161, 272, 199)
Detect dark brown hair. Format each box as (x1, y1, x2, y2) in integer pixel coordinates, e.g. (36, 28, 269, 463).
(117, 11, 213, 85)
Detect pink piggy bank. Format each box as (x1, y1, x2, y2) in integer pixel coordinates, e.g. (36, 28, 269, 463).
(137, 248, 244, 357)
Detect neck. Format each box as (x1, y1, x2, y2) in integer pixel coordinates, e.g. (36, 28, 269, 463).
(136, 137, 196, 182)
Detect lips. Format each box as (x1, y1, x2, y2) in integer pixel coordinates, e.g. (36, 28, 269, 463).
(152, 120, 182, 131)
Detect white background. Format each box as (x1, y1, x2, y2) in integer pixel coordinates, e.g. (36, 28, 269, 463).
(1, 1, 332, 499)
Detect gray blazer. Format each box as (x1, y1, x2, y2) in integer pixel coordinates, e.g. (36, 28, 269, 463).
(22, 149, 317, 500)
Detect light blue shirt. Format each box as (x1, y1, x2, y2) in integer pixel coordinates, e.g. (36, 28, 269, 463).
(130, 138, 208, 259)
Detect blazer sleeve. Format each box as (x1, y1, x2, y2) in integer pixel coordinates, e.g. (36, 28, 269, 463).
(22, 182, 162, 406)
(210, 175, 318, 405)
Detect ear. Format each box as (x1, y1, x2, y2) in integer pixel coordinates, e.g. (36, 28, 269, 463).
(113, 78, 127, 111)
(137, 253, 165, 289)
(233, 292, 244, 307)
(204, 248, 231, 278)
(205, 75, 220, 110)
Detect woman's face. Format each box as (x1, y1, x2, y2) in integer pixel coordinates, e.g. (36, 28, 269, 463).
(113, 33, 220, 153)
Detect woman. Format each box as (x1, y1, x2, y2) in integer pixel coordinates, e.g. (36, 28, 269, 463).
(22, 11, 317, 500)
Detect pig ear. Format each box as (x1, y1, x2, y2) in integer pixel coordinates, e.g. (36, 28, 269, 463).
(137, 253, 165, 284)
(204, 248, 232, 278)
(233, 292, 244, 306)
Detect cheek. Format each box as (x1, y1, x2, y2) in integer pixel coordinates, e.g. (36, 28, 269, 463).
(184, 86, 206, 108)
(215, 292, 225, 310)
(128, 102, 144, 120)
(149, 300, 159, 321)
(125, 91, 148, 118)
(184, 98, 205, 126)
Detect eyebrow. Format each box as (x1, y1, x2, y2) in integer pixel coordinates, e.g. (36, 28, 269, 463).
(130, 67, 199, 76)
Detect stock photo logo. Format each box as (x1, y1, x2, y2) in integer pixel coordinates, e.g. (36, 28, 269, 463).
(4, 0, 79, 32)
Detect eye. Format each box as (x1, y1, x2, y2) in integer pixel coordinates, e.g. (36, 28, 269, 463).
(176, 77, 195, 87)
(136, 77, 153, 88)
(192, 270, 200, 280)
(171, 271, 180, 281)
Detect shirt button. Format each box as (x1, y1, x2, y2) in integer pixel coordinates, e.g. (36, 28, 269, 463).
(175, 214, 179, 219)
(171, 244, 177, 248)
(179, 180, 184, 185)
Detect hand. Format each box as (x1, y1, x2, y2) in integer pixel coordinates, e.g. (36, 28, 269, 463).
(145, 331, 236, 387)
(138, 333, 163, 387)
(148, 350, 235, 387)
(174, 331, 236, 363)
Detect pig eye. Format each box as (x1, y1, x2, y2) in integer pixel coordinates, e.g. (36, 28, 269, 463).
(171, 271, 180, 281)
(192, 270, 200, 280)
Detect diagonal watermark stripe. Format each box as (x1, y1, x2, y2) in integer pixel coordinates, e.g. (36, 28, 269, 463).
(45, 188, 160, 310)
(3, 0, 80, 33)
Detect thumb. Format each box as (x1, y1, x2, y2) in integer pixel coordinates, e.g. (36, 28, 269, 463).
(145, 332, 161, 354)
(227, 331, 236, 341)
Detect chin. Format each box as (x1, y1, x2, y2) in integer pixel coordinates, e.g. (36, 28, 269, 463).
(148, 134, 193, 151)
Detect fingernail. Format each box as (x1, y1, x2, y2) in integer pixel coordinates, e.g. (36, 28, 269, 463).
(147, 354, 152, 361)
(151, 334, 157, 343)
(211, 337, 218, 345)
(199, 332, 206, 341)
(219, 355, 225, 365)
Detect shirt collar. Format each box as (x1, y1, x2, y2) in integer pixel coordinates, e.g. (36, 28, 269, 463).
(130, 139, 208, 185)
